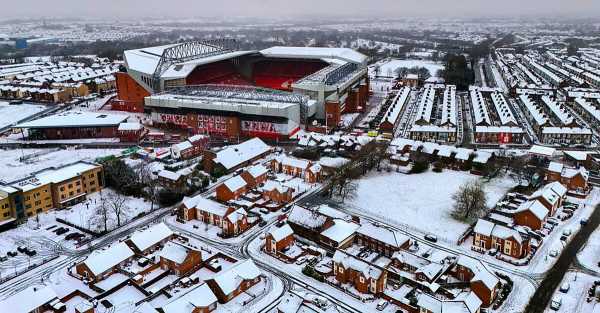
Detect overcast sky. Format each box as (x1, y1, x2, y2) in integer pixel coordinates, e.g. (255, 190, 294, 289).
(2, 0, 600, 20)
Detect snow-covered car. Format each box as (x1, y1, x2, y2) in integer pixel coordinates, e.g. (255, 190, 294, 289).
(550, 296, 562, 310)
(559, 283, 570, 293)
(549, 250, 559, 257)
(376, 300, 389, 311)
(424, 234, 438, 242)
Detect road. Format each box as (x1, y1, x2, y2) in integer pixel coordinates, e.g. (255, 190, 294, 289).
(524, 203, 600, 313)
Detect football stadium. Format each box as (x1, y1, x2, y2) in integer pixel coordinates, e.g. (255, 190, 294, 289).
(113, 39, 369, 139)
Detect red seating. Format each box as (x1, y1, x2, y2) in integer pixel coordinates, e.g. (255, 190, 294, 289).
(252, 60, 327, 91)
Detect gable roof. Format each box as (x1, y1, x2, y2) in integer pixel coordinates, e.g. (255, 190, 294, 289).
(159, 241, 191, 264)
(0, 286, 58, 313)
(212, 260, 261, 295)
(356, 222, 410, 248)
(83, 242, 134, 276)
(184, 195, 230, 217)
(161, 284, 217, 313)
(516, 200, 549, 221)
(223, 175, 247, 192)
(268, 224, 294, 241)
(332, 250, 383, 280)
(129, 223, 173, 252)
(214, 138, 271, 170)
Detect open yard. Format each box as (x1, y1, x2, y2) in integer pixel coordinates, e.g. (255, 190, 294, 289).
(348, 169, 515, 242)
(371, 59, 445, 79)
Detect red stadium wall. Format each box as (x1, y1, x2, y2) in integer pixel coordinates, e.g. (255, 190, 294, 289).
(113, 72, 149, 112)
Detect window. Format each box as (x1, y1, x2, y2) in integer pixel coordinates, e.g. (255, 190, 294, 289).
(25, 204, 31, 209)
(3, 212, 9, 217)
(76, 181, 81, 186)
(60, 186, 65, 192)
(68, 184, 73, 188)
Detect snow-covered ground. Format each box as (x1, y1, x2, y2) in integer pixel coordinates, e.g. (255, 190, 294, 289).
(542, 271, 600, 313)
(347, 170, 515, 243)
(578, 225, 600, 272)
(40, 188, 154, 233)
(0, 101, 47, 129)
(371, 59, 445, 79)
(0, 148, 122, 182)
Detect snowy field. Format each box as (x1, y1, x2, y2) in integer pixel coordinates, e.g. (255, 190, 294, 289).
(348, 170, 515, 242)
(371, 59, 445, 78)
(0, 148, 122, 182)
(0, 101, 47, 129)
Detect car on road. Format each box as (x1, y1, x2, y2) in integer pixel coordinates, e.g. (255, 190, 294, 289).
(424, 235, 438, 243)
(550, 296, 562, 310)
(376, 300, 389, 311)
(549, 250, 559, 257)
(559, 283, 570, 293)
(580, 218, 588, 225)
(259, 220, 267, 227)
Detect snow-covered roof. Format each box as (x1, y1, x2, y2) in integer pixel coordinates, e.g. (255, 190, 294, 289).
(519, 95, 548, 126)
(332, 250, 383, 280)
(222, 175, 246, 192)
(83, 242, 134, 276)
(414, 86, 436, 124)
(563, 150, 589, 161)
(246, 164, 268, 178)
(159, 241, 190, 264)
(161, 283, 217, 313)
(214, 138, 271, 170)
(491, 92, 517, 125)
(15, 111, 128, 129)
(288, 205, 327, 229)
(183, 195, 230, 216)
(380, 87, 411, 128)
(470, 89, 491, 126)
(129, 223, 173, 252)
(529, 145, 555, 157)
(158, 169, 182, 181)
(417, 291, 481, 313)
(13, 162, 100, 192)
(212, 259, 261, 295)
(320, 219, 359, 243)
(456, 255, 499, 290)
(516, 200, 549, 220)
(118, 122, 143, 131)
(260, 46, 367, 65)
(473, 219, 495, 237)
(268, 224, 294, 241)
(356, 222, 409, 248)
(548, 161, 564, 173)
(0, 286, 58, 313)
(276, 155, 310, 169)
(225, 207, 247, 224)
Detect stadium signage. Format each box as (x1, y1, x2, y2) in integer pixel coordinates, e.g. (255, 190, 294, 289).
(153, 113, 189, 126)
(241, 120, 286, 134)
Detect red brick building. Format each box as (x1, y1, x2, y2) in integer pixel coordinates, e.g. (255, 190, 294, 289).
(75, 242, 135, 282)
(261, 181, 294, 204)
(528, 181, 567, 216)
(113, 72, 149, 113)
(240, 164, 269, 189)
(453, 256, 500, 307)
(117, 122, 146, 143)
(473, 219, 530, 259)
(513, 200, 549, 231)
(354, 222, 410, 257)
(206, 260, 262, 303)
(332, 250, 387, 294)
(159, 241, 203, 276)
(216, 175, 248, 202)
(15, 111, 129, 140)
(265, 224, 295, 255)
(180, 195, 250, 237)
(546, 162, 589, 193)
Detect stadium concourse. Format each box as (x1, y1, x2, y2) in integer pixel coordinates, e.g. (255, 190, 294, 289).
(112, 39, 370, 140)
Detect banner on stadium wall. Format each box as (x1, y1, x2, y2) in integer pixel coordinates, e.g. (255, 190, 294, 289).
(241, 120, 288, 135)
(197, 114, 227, 133)
(152, 112, 188, 127)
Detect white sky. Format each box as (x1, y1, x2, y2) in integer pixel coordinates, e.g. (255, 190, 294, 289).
(2, 0, 599, 19)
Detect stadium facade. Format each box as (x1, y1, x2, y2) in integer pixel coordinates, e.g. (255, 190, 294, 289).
(113, 39, 369, 139)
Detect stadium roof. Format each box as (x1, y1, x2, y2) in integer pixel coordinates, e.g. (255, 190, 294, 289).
(123, 43, 367, 79)
(260, 46, 367, 65)
(124, 43, 255, 79)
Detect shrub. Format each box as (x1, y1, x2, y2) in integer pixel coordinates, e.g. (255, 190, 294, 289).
(410, 160, 429, 174)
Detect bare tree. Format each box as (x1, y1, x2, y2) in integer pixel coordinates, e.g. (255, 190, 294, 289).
(138, 161, 159, 211)
(107, 192, 129, 227)
(339, 181, 358, 202)
(451, 180, 488, 221)
(91, 196, 112, 232)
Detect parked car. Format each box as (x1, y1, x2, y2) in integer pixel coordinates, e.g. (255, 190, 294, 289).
(546, 218, 559, 226)
(580, 218, 588, 226)
(7, 251, 17, 257)
(295, 256, 308, 265)
(549, 250, 559, 257)
(17, 246, 28, 253)
(376, 300, 389, 311)
(563, 229, 572, 236)
(424, 234, 438, 242)
(259, 220, 268, 227)
(550, 296, 562, 310)
(559, 283, 570, 293)
(25, 249, 36, 257)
